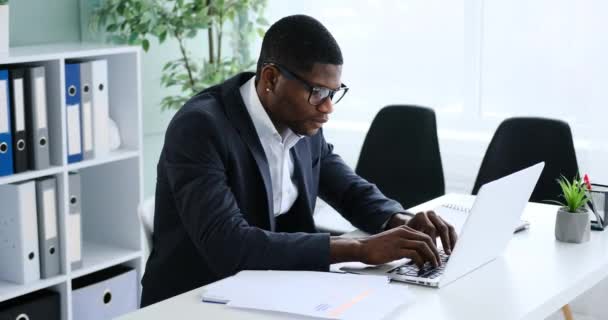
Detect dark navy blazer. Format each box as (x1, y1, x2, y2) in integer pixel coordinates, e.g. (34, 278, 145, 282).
(141, 72, 404, 306)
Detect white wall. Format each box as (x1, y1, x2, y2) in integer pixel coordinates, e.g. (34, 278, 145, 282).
(261, 0, 608, 196)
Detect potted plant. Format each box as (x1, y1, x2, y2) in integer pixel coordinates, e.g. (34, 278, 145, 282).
(552, 174, 592, 243)
(0, 0, 8, 56)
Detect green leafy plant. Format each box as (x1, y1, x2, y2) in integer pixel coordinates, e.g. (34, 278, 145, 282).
(91, 0, 268, 110)
(550, 175, 592, 213)
(0, 0, 8, 6)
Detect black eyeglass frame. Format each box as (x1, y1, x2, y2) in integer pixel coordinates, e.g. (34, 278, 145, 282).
(263, 62, 349, 106)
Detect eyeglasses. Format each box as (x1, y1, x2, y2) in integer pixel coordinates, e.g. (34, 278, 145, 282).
(264, 62, 349, 106)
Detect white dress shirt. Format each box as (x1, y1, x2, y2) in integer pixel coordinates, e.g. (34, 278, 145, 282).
(240, 77, 303, 217)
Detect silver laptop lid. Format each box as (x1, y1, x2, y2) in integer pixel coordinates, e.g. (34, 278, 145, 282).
(439, 162, 545, 287)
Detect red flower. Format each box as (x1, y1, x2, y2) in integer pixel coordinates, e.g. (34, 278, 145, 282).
(584, 174, 592, 191)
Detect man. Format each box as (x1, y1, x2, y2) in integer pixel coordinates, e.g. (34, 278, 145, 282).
(141, 14, 457, 307)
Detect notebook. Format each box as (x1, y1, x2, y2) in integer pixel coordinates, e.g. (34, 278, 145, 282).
(435, 203, 530, 235)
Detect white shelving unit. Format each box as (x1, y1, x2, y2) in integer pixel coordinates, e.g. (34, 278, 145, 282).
(0, 43, 144, 320)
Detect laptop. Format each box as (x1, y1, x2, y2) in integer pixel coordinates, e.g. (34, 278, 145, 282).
(345, 162, 544, 288)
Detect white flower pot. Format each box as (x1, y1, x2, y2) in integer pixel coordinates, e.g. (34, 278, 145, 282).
(0, 4, 8, 56)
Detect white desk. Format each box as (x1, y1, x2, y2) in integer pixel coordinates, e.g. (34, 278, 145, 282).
(118, 194, 608, 320)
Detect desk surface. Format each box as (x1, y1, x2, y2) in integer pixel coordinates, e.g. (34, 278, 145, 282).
(118, 194, 608, 320)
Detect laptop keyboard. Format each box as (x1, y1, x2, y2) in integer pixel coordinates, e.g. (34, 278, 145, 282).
(391, 250, 450, 279)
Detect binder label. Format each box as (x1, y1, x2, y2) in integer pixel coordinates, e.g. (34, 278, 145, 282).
(14, 78, 25, 131)
(83, 101, 93, 152)
(67, 213, 82, 262)
(36, 76, 48, 129)
(0, 79, 7, 132)
(67, 103, 82, 155)
(43, 188, 58, 240)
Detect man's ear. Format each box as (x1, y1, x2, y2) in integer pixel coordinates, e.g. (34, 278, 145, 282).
(260, 65, 278, 92)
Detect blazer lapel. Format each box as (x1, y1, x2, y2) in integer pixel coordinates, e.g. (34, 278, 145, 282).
(291, 141, 314, 217)
(222, 73, 276, 231)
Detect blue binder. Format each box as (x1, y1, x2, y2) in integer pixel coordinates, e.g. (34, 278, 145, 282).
(65, 64, 83, 163)
(0, 69, 15, 176)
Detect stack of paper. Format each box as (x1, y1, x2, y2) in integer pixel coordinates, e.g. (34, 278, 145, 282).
(202, 270, 413, 320)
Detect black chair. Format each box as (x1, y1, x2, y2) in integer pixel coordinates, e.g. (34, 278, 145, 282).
(472, 117, 579, 204)
(355, 105, 445, 209)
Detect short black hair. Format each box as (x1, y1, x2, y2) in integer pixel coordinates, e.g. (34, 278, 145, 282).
(256, 15, 343, 79)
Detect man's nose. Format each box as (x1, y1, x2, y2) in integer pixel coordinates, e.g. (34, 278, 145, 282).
(316, 98, 334, 114)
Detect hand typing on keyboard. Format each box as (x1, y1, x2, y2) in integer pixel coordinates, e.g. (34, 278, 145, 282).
(393, 250, 450, 279)
(332, 211, 458, 268)
(403, 210, 458, 254)
(356, 225, 443, 267)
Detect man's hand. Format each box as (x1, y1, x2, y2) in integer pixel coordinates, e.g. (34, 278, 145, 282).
(358, 225, 441, 267)
(329, 211, 458, 267)
(405, 211, 458, 254)
(329, 226, 441, 267)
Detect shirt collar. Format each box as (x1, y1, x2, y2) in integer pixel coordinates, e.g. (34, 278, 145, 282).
(240, 76, 303, 148)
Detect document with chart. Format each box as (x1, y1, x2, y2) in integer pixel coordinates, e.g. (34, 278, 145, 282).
(203, 270, 413, 320)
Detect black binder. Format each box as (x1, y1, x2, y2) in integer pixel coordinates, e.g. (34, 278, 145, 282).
(9, 69, 28, 173)
(0, 289, 60, 320)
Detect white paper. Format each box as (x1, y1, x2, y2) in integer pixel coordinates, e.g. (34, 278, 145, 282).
(82, 101, 93, 152)
(35, 76, 48, 130)
(203, 271, 413, 320)
(0, 79, 8, 132)
(43, 188, 58, 240)
(67, 103, 82, 155)
(13, 78, 25, 131)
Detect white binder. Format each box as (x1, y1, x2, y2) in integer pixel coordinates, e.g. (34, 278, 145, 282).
(79, 62, 94, 160)
(36, 177, 61, 278)
(68, 171, 83, 270)
(91, 60, 110, 157)
(0, 181, 41, 284)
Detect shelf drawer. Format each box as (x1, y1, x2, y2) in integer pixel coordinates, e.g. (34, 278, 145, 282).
(0, 289, 60, 320)
(72, 266, 137, 320)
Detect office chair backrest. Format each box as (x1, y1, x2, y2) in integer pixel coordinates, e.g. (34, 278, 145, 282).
(472, 117, 579, 203)
(355, 105, 445, 209)
(138, 197, 155, 251)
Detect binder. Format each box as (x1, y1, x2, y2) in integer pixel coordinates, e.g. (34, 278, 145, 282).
(72, 266, 137, 320)
(35, 177, 61, 278)
(68, 171, 83, 270)
(65, 63, 83, 163)
(91, 59, 110, 157)
(0, 69, 14, 176)
(0, 181, 41, 284)
(25, 66, 51, 170)
(9, 69, 28, 173)
(0, 289, 61, 320)
(80, 62, 94, 160)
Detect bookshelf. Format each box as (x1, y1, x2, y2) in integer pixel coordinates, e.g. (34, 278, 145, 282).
(0, 43, 144, 320)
